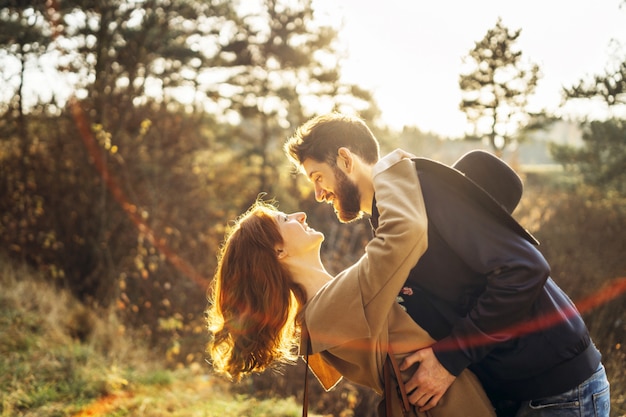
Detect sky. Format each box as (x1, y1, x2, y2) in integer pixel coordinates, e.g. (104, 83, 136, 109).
(312, 0, 626, 137)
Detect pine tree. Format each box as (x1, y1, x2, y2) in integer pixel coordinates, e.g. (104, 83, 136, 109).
(459, 18, 540, 154)
(215, 0, 377, 193)
(554, 10, 626, 196)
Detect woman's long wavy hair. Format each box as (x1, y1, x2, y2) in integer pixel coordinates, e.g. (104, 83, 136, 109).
(206, 201, 308, 381)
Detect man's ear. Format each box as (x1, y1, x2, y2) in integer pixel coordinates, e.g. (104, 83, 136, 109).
(337, 147, 353, 173)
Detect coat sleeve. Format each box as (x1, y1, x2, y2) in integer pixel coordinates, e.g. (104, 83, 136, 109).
(356, 153, 429, 333)
(305, 150, 429, 352)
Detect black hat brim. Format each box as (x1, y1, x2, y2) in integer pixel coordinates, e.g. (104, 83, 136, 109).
(412, 157, 539, 246)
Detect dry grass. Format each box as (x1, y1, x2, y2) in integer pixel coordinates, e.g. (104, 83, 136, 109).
(517, 170, 626, 416)
(0, 258, 306, 417)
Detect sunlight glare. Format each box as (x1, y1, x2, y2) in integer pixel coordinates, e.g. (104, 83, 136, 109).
(312, 0, 626, 137)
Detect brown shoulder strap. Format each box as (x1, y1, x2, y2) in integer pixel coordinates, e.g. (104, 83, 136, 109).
(384, 354, 393, 416)
(386, 345, 411, 416)
(302, 327, 311, 417)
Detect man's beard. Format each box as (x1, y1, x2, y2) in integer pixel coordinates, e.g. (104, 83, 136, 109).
(332, 166, 362, 223)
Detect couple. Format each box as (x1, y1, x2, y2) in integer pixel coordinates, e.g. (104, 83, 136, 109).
(207, 113, 610, 417)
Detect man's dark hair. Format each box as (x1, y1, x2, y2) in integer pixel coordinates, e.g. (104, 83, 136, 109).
(284, 113, 380, 169)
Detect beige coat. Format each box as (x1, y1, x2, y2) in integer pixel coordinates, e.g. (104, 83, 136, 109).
(301, 152, 496, 417)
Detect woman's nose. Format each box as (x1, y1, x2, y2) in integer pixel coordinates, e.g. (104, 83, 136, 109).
(295, 212, 307, 223)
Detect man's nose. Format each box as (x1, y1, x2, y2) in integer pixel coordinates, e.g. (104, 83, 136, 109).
(314, 184, 326, 203)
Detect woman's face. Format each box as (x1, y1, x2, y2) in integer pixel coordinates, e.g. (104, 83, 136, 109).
(274, 211, 324, 256)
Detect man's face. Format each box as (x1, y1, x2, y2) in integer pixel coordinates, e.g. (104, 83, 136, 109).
(301, 158, 362, 223)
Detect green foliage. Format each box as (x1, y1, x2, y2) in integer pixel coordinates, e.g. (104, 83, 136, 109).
(135, 369, 174, 387)
(0, 3, 54, 116)
(550, 119, 626, 196)
(557, 24, 626, 199)
(53, 0, 236, 125)
(459, 17, 541, 153)
(564, 60, 626, 106)
(215, 0, 378, 194)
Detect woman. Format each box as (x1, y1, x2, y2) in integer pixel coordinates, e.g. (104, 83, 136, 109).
(206, 150, 495, 417)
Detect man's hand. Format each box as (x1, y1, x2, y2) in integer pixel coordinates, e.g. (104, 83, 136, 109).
(400, 347, 456, 412)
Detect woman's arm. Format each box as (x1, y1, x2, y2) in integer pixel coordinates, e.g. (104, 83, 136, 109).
(305, 150, 428, 352)
(354, 151, 428, 330)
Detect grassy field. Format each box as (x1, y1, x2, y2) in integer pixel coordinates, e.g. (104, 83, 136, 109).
(0, 260, 309, 417)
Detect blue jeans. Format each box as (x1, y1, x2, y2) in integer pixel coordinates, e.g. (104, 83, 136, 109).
(514, 364, 610, 417)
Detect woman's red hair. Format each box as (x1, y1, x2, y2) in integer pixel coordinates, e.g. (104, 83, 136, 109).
(206, 201, 307, 381)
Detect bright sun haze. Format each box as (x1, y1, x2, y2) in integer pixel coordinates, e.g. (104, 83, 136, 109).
(312, 0, 626, 137)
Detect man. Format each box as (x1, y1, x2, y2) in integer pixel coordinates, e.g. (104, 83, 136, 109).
(284, 113, 610, 417)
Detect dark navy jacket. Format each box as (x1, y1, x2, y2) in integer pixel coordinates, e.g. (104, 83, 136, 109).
(370, 159, 601, 401)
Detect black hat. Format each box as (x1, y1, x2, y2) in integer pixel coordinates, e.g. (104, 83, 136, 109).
(413, 150, 538, 245)
(452, 150, 523, 215)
